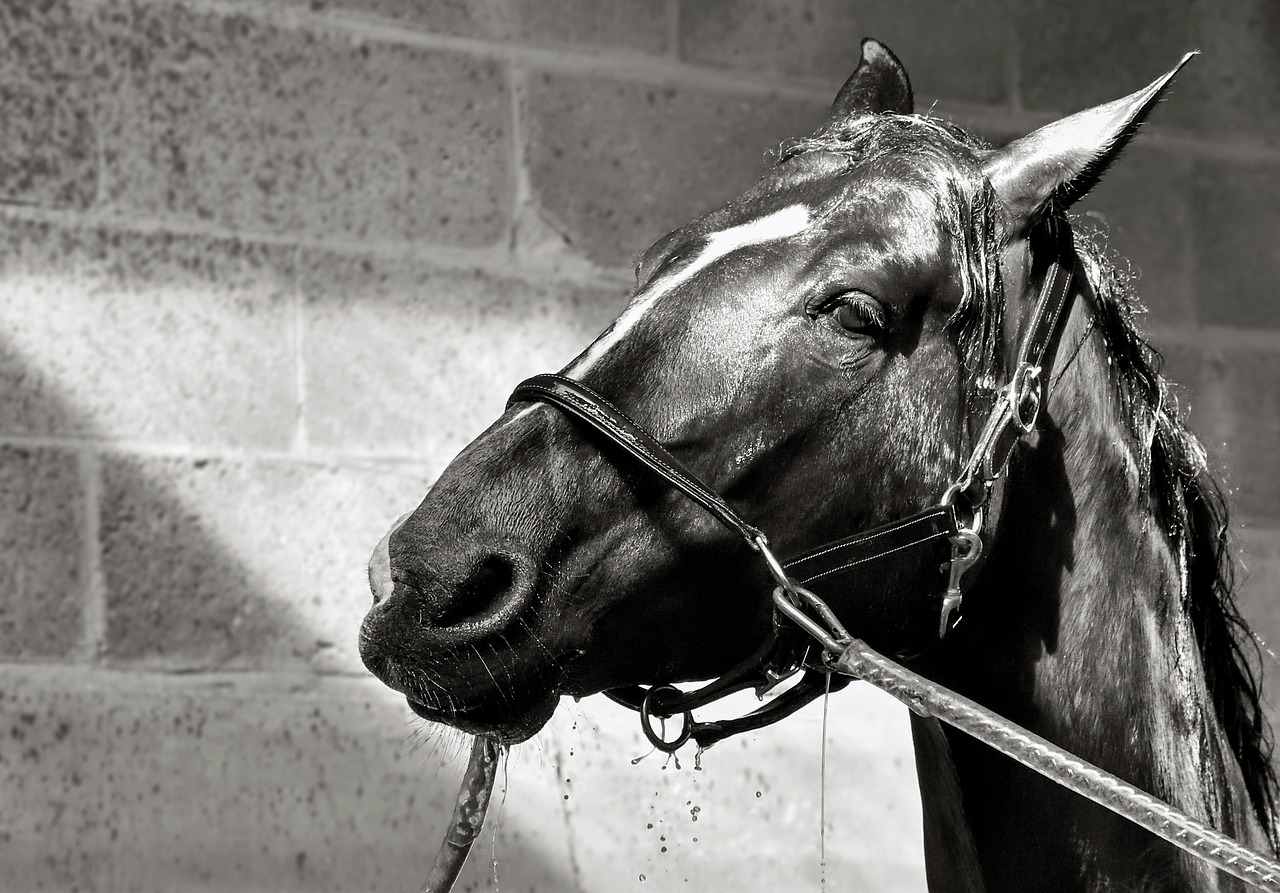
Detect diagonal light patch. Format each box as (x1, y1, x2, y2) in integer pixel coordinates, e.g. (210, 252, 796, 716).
(568, 203, 813, 378)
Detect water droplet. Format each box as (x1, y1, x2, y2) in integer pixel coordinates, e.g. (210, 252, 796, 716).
(562, 794, 569, 800)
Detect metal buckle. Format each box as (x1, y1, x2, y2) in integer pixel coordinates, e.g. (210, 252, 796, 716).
(1008, 363, 1043, 435)
(941, 480, 986, 535)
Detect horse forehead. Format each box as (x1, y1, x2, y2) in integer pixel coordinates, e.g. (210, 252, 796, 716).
(567, 202, 815, 377)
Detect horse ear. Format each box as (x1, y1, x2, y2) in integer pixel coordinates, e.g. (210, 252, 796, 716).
(830, 38, 914, 119)
(983, 52, 1196, 230)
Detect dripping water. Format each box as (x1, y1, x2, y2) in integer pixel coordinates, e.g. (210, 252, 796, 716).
(631, 748, 654, 765)
(490, 748, 511, 893)
(819, 671, 831, 889)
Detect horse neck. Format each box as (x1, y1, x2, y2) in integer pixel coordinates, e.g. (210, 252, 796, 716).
(912, 296, 1267, 893)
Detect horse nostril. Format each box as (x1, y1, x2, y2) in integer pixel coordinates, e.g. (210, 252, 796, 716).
(433, 554, 518, 628)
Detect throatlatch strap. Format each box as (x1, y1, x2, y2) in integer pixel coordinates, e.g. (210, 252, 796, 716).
(508, 374, 766, 548)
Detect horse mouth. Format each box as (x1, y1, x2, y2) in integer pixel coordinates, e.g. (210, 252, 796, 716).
(405, 690, 559, 744)
(360, 617, 565, 744)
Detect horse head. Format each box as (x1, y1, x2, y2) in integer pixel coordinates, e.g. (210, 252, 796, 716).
(359, 40, 1190, 746)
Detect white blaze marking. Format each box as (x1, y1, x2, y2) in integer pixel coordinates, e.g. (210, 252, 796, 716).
(568, 203, 812, 376)
(368, 511, 412, 602)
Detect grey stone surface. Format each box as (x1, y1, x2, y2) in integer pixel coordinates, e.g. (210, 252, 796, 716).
(0, 667, 578, 892)
(524, 71, 827, 267)
(308, 0, 671, 54)
(100, 454, 429, 672)
(1192, 158, 1280, 330)
(0, 0, 98, 209)
(93, 1, 512, 244)
(0, 218, 297, 448)
(300, 252, 626, 462)
(0, 446, 83, 659)
(680, 0, 1009, 106)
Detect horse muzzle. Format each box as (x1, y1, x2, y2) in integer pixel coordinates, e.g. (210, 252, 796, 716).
(359, 509, 565, 743)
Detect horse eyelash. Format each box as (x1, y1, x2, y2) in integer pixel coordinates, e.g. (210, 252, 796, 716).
(809, 291, 887, 329)
(843, 296, 887, 328)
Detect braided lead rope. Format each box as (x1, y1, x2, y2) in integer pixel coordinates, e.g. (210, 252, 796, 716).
(832, 639, 1280, 892)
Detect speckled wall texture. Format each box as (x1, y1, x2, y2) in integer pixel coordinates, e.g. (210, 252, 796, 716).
(0, 1, 1277, 891)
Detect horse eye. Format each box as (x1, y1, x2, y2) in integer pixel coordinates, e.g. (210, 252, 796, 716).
(830, 296, 886, 334)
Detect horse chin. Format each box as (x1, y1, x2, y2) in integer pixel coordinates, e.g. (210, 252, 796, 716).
(406, 689, 559, 745)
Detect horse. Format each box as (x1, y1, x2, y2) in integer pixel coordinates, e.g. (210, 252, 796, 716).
(359, 38, 1279, 892)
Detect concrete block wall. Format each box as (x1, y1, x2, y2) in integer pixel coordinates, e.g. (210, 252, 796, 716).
(0, 1, 1276, 891)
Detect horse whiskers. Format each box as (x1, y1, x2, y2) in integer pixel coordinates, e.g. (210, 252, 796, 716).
(470, 644, 512, 703)
(517, 618, 561, 669)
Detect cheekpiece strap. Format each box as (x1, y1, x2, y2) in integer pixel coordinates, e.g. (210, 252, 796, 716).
(954, 223, 1080, 507)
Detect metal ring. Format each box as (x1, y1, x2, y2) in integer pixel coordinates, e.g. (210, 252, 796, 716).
(1008, 363, 1043, 434)
(941, 482, 985, 536)
(639, 685, 693, 753)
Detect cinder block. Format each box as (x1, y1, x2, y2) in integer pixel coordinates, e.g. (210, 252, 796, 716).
(524, 71, 827, 267)
(309, 0, 670, 54)
(300, 253, 627, 464)
(0, 218, 297, 449)
(1198, 347, 1280, 524)
(0, 666, 577, 893)
(93, 2, 512, 245)
(1017, 0, 1197, 116)
(0, 0, 98, 209)
(1019, 0, 1280, 143)
(679, 0, 1009, 107)
(100, 453, 432, 673)
(1191, 159, 1280, 330)
(0, 446, 83, 659)
(1075, 147, 1195, 325)
(1174, 0, 1280, 143)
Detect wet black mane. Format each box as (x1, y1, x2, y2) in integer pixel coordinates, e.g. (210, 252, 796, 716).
(779, 113, 1279, 849)
(1078, 231, 1279, 849)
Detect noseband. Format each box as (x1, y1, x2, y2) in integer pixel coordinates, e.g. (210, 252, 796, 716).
(507, 223, 1079, 752)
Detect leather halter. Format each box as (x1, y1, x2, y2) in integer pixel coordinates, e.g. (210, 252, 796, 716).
(507, 222, 1080, 751)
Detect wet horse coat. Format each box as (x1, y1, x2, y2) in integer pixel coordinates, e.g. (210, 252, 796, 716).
(361, 40, 1278, 892)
